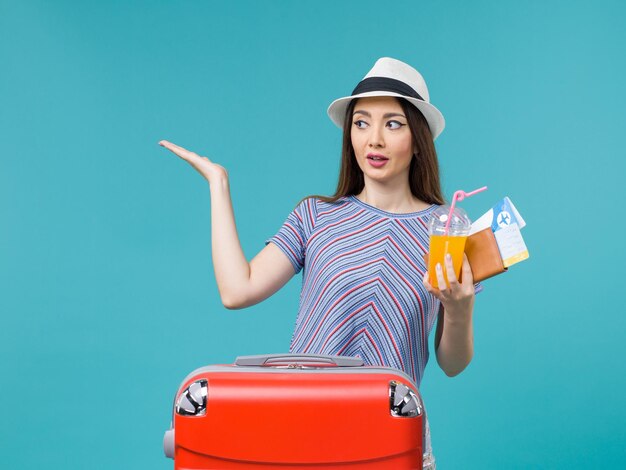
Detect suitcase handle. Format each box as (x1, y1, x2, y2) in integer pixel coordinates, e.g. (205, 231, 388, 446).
(235, 354, 365, 368)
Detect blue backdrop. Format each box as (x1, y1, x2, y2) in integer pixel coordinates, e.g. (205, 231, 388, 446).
(1, 1, 624, 468)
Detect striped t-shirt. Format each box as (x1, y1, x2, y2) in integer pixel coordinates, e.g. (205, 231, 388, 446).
(267, 195, 467, 387)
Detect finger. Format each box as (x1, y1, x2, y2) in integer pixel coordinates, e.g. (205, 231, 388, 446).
(461, 253, 474, 285)
(435, 262, 448, 291)
(159, 140, 188, 157)
(159, 140, 193, 157)
(159, 140, 186, 152)
(444, 253, 460, 289)
(423, 271, 433, 290)
(159, 140, 204, 162)
(423, 271, 441, 297)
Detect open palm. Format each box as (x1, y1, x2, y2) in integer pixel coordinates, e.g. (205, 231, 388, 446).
(159, 140, 228, 184)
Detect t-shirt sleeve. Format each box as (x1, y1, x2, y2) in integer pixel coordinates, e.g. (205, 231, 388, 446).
(265, 198, 317, 274)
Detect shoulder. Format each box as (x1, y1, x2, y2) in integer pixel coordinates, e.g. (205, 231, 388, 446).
(292, 196, 354, 231)
(296, 195, 353, 215)
(315, 196, 358, 220)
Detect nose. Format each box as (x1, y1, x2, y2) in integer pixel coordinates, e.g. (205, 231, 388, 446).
(368, 123, 385, 148)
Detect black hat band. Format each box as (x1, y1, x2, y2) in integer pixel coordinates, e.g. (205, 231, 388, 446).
(351, 77, 424, 101)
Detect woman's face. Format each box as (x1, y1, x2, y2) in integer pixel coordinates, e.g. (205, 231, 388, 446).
(350, 96, 414, 187)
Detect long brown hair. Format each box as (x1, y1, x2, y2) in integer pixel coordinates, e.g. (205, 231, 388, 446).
(302, 97, 445, 206)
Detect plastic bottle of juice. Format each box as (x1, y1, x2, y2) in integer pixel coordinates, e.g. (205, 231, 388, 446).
(427, 206, 471, 289)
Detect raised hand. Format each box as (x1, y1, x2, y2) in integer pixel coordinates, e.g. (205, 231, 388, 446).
(158, 140, 228, 185)
(157, 139, 295, 310)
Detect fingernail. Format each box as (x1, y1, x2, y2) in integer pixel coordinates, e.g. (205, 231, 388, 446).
(446, 254, 451, 261)
(436, 263, 441, 271)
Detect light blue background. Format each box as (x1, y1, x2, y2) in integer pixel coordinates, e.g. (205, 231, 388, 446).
(1, 1, 624, 468)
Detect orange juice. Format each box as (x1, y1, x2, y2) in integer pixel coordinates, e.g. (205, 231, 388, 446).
(427, 234, 468, 289)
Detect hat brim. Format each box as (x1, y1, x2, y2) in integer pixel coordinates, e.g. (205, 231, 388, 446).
(326, 91, 445, 140)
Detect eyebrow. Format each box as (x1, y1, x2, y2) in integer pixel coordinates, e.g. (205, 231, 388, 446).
(353, 110, 406, 119)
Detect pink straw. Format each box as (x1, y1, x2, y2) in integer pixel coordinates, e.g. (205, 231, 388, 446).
(444, 186, 488, 234)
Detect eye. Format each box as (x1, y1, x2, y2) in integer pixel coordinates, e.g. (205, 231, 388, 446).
(387, 120, 406, 130)
(353, 120, 368, 129)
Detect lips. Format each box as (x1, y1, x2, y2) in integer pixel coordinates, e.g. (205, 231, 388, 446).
(367, 153, 389, 168)
(367, 153, 389, 161)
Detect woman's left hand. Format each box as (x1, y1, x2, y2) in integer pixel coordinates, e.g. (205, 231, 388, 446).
(423, 253, 475, 320)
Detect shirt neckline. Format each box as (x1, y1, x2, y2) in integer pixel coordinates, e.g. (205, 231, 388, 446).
(347, 195, 437, 219)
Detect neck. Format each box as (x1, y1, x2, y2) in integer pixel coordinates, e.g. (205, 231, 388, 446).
(356, 180, 429, 213)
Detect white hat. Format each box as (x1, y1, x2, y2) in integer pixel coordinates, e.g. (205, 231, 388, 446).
(327, 57, 445, 140)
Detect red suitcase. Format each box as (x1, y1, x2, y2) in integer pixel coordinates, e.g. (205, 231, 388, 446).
(163, 354, 425, 469)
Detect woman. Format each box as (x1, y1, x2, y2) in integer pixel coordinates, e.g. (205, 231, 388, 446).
(159, 57, 478, 468)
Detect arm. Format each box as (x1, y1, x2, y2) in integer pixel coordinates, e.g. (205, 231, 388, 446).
(425, 253, 476, 377)
(159, 140, 295, 309)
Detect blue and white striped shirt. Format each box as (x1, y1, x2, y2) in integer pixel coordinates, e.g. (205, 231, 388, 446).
(267, 195, 479, 387)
